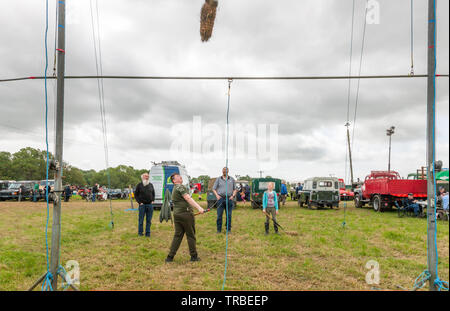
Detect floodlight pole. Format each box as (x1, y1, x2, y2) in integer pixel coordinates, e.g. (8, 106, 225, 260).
(386, 126, 395, 173)
(388, 134, 392, 172)
(426, 0, 438, 291)
(50, 0, 66, 290)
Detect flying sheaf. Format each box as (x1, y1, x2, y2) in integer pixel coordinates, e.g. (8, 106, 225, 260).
(200, 0, 218, 42)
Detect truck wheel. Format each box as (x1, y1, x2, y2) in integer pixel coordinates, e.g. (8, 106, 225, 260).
(354, 195, 363, 208)
(372, 195, 382, 212)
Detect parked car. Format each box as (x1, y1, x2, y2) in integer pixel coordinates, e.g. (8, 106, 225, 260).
(298, 177, 340, 209)
(0, 180, 15, 200)
(250, 178, 281, 209)
(108, 188, 123, 199)
(353, 170, 427, 212)
(0, 180, 14, 191)
(0, 181, 35, 201)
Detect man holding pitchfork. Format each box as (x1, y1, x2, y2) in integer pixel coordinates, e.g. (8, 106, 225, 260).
(166, 173, 205, 263)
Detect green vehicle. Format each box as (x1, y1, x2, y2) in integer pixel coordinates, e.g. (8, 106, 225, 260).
(250, 178, 281, 209)
(298, 177, 340, 209)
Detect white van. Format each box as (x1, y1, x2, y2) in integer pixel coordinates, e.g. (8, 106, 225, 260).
(149, 161, 191, 209)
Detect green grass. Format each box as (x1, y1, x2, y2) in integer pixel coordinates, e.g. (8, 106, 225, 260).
(0, 199, 448, 291)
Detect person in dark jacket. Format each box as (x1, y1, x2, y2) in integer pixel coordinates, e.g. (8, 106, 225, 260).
(64, 185, 72, 202)
(134, 173, 155, 237)
(404, 193, 422, 217)
(92, 183, 99, 202)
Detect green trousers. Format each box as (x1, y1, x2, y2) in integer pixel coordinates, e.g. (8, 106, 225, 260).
(265, 207, 278, 233)
(168, 212, 197, 258)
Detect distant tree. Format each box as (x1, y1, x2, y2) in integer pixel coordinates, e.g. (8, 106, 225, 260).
(0, 151, 13, 179)
(81, 169, 97, 186)
(10, 147, 54, 180)
(63, 166, 86, 186)
(0, 147, 149, 189)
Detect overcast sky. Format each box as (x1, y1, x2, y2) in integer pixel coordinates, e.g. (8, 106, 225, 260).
(0, 0, 448, 183)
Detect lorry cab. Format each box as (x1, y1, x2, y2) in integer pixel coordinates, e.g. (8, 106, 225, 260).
(250, 178, 281, 209)
(149, 161, 190, 210)
(298, 177, 340, 209)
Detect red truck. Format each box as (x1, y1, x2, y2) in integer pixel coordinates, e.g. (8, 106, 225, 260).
(353, 171, 427, 212)
(338, 178, 354, 201)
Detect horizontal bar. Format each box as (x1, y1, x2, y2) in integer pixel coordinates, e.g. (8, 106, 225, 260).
(0, 74, 448, 83)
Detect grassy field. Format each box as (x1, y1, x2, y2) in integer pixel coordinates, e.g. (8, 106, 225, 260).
(0, 198, 448, 291)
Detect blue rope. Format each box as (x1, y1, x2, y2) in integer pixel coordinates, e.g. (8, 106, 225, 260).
(342, 202, 347, 228)
(42, 0, 53, 292)
(221, 79, 232, 291)
(413, 270, 431, 291)
(57, 265, 71, 290)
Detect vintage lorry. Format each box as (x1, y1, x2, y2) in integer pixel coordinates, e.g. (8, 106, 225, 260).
(338, 178, 354, 201)
(353, 171, 427, 212)
(298, 177, 340, 209)
(250, 178, 281, 209)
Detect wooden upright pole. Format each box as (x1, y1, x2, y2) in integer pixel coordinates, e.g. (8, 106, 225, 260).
(426, 0, 438, 291)
(50, 0, 66, 290)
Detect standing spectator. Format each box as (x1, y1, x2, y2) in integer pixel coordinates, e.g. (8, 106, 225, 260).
(262, 182, 279, 235)
(92, 183, 99, 202)
(212, 167, 237, 234)
(166, 173, 204, 262)
(134, 173, 155, 237)
(439, 187, 449, 211)
(64, 185, 71, 202)
(18, 184, 25, 202)
(280, 180, 288, 206)
(33, 181, 39, 202)
(244, 184, 251, 201)
(44, 184, 51, 200)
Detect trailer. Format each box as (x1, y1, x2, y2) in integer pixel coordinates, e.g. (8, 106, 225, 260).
(354, 171, 427, 212)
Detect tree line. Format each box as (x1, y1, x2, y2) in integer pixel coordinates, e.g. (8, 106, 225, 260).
(0, 147, 148, 189)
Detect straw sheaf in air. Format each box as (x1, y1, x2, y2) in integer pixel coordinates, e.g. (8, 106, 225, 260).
(200, 0, 218, 42)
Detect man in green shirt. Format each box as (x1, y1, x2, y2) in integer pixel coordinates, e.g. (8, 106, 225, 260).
(33, 182, 39, 202)
(166, 173, 205, 263)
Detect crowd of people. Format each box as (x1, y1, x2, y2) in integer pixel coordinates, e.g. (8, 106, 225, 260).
(131, 167, 283, 263)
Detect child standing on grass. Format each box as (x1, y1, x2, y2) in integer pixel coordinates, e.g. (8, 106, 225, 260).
(262, 182, 279, 235)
